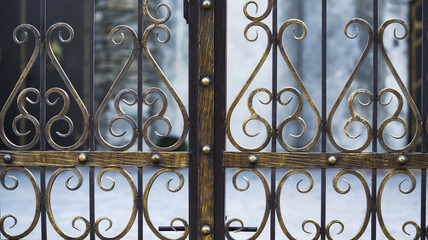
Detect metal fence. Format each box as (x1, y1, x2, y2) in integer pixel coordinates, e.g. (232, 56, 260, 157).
(0, 0, 428, 239)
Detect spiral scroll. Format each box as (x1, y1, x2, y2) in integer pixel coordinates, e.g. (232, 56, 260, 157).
(377, 170, 420, 239)
(277, 19, 321, 151)
(46, 168, 90, 239)
(276, 169, 320, 240)
(327, 18, 374, 152)
(44, 23, 89, 150)
(95, 168, 137, 239)
(0, 167, 40, 239)
(378, 19, 422, 152)
(143, 168, 188, 240)
(226, 0, 273, 151)
(142, 0, 189, 151)
(225, 168, 270, 240)
(326, 169, 371, 240)
(94, 25, 139, 151)
(0, 24, 42, 150)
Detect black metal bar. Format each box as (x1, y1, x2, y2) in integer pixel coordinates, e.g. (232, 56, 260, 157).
(159, 226, 257, 232)
(321, 0, 327, 153)
(137, 0, 143, 152)
(40, 0, 47, 238)
(40, 167, 47, 239)
(371, 168, 377, 240)
(321, 0, 327, 238)
(89, 167, 95, 240)
(321, 168, 326, 240)
(422, 169, 426, 240)
(137, 0, 143, 238)
(188, 0, 199, 239)
(372, 1, 378, 239)
(138, 167, 143, 240)
(214, 0, 226, 238)
(421, 0, 428, 238)
(88, 0, 95, 151)
(372, 0, 378, 154)
(270, 0, 278, 238)
(88, 0, 96, 238)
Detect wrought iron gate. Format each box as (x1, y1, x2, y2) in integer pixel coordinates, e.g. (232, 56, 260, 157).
(1, 0, 428, 239)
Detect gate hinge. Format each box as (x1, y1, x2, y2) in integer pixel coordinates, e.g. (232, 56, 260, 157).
(183, 0, 189, 24)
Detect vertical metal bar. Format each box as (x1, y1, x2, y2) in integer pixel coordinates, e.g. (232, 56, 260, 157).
(270, 0, 278, 238)
(422, 169, 426, 240)
(40, 0, 47, 238)
(371, 169, 377, 239)
(214, 0, 226, 239)
(321, 0, 327, 153)
(40, 167, 47, 239)
(321, 0, 327, 238)
(421, 0, 428, 238)
(196, 0, 215, 238)
(372, 0, 378, 239)
(188, 0, 199, 239)
(137, 0, 143, 152)
(138, 167, 143, 240)
(88, 0, 96, 238)
(89, 167, 95, 240)
(137, 0, 144, 239)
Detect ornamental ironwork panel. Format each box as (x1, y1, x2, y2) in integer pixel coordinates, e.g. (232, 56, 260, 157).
(0, 0, 428, 239)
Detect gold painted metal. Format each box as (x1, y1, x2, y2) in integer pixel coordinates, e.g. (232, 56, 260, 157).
(201, 77, 211, 86)
(202, 145, 211, 155)
(0, 151, 189, 168)
(377, 169, 421, 239)
(94, 25, 138, 151)
(143, 168, 189, 240)
(45, 23, 89, 150)
(226, 0, 274, 151)
(248, 154, 258, 164)
(46, 168, 90, 239)
(1, 23, 89, 150)
(201, 225, 211, 235)
(277, 19, 321, 152)
(327, 156, 337, 166)
(95, 168, 137, 239)
(276, 169, 320, 239)
(142, 1, 189, 151)
(326, 169, 371, 240)
(3, 154, 13, 163)
(397, 155, 408, 165)
(78, 153, 87, 163)
(202, 0, 211, 9)
(151, 153, 161, 164)
(378, 19, 422, 152)
(225, 168, 270, 240)
(327, 18, 374, 152)
(0, 24, 42, 150)
(0, 167, 40, 239)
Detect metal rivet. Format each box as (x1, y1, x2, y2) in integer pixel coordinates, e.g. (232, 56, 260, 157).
(327, 156, 337, 166)
(248, 155, 258, 164)
(201, 225, 211, 235)
(397, 155, 408, 165)
(202, 145, 211, 155)
(3, 154, 13, 163)
(201, 77, 211, 86)
(78, 153, 87, 163)
(202, 0, 211, 9)
(151, 154, 161, 164)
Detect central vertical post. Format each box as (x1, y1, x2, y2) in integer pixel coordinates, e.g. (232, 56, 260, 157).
(189, 0, 216, 239)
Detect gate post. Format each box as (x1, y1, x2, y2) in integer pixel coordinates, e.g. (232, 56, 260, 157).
(189, 0, 216, 239)
(189, 0, 226, 238)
